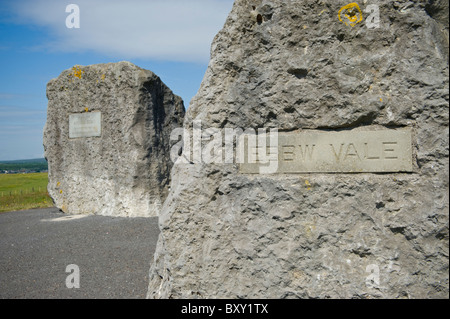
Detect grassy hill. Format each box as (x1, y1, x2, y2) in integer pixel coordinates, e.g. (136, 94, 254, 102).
(0, 159, 52, 212)
(0, 158, 48, 173)
(0, 172, 53, 212)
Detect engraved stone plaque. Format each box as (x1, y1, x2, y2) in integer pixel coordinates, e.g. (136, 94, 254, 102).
(239, 128, 413, 174)
(69, 112, 102, 139)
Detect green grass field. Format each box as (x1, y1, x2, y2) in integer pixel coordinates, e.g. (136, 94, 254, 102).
(0, 173, 54, 213)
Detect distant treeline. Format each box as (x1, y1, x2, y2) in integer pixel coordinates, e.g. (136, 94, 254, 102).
(0, 158, 48, 172)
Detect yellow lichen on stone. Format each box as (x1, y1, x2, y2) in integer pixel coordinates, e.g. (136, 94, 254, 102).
(305, 180, 312, 191)
(71, 66, 84, 79)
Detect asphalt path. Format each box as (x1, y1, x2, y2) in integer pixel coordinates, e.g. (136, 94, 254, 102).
(0, 208, 160, 299)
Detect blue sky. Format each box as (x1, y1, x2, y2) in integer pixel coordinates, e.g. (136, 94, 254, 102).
(0, 0, 234, 161)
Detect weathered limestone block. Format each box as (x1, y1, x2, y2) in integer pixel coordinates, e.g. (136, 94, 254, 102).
(148, 0, 448, 298)
(44, 62, 185, 217)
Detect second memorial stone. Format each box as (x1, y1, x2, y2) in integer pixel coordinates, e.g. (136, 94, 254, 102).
(44, 61, 185, 217)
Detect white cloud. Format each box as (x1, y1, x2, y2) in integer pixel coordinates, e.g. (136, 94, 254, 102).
(9, 0, 234, 63)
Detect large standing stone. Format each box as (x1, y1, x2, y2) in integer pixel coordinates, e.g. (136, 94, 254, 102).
(148, 0, 448, 298)
(44, 62, 185, 217)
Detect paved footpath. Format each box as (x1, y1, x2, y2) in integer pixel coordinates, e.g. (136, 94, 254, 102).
(0, 208, 160, 299)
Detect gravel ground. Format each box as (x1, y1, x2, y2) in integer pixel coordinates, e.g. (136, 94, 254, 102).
(0, 208, 160, 299)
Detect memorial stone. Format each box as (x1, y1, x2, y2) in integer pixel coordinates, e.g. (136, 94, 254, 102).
(147, 0, 448, 298)
(44, 62, 185, 217)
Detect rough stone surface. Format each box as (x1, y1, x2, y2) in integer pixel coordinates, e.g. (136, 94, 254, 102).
(44, 62, 185, 217)
(148, 0, 449, 298)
